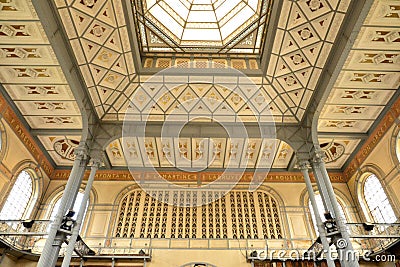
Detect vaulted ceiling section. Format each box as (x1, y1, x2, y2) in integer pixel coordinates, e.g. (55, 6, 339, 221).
(0, 0, 399, 172)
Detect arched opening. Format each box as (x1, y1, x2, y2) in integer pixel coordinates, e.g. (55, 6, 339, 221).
(308, 192, 347, 235)
(361, 173, 396, 223)
(0, 170, 35, 220)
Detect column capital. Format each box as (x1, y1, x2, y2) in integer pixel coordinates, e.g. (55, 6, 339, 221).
(312, 146, 326, 163)
(89, 149, 103, 168)
(298, 160, 310, 171)
(74, 144, 88, 161)
(89, 158, 102, 168)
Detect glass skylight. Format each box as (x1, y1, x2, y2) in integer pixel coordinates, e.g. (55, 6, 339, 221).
(133, 0, 272, 54)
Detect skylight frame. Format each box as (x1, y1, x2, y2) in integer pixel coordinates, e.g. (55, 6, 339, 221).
(131, 0, 273, 56)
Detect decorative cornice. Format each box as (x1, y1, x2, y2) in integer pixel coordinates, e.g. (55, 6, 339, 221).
(52, 169, 346, 183)
(0, 94, 54, 177)
(344, 95, 400, 180)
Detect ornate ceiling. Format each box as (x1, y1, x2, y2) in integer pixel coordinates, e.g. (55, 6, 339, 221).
(0, 0, 399, 173)
(319, 0, 400, 133)
(106, 137, 294, 169)
(50, 0, 355, 123)
(32, 134, 358, 169)
(0, 0, 82, 130)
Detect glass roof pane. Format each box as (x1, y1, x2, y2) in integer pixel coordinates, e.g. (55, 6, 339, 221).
(248, 0, 259, 11)
(135, 0, 269, 54)
(220, 6, 253, 39)
(193, 0, 212, 4)
(164, 0, 189, 19)
(182, 29, 221, 41)
(187, 11, 217, 23)
(213, 0, 226, 9)
(215, 0, 241, 21)
(148, 5, 183, 38)
(146, 0, 157, 8)
(192, 4, 214, 11)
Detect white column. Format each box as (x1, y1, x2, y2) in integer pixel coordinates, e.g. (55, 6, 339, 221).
(67, 159, 87, 210)
(37, 145, 88, 267)
(299, 161, 335, 267)
(311, 161, 335, 217)
(61, 158, 101, 267)
(313, 149, 359, 267)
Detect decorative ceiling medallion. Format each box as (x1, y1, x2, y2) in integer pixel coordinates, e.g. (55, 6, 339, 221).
(132, 0, 273, 55)
(320, 142, 345, 163)
(53, 138, 80, 161)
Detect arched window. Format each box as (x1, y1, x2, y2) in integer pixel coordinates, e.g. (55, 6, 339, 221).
(50, 191, 88, 221)
(309, 193, 346, 234)
(114, 189, 283, 239)
(362, 174, 396, 223)
(0, 170, 34, 219)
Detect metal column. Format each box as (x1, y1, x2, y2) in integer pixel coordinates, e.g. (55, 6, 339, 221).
(310, 161, 335, 217)
(312, 149, 359, 267)
(299, 161, 335, 267)
(37, 145, 88, 267)
(61, 158, 101, 267)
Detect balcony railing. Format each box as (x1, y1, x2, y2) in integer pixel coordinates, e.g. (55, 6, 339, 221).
(347, 222, 400, 255)
(0, 220, 98, 258)
(0, 220, 398, 259)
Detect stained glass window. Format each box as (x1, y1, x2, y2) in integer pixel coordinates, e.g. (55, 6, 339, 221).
(0, 170, 34, 220)
(363, 174, 396, 223)
(309, 193, 346, 234)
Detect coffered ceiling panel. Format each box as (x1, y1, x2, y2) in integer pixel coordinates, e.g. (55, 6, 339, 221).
(123, 81, 290, 123)
(318, 119, 374, 133)
(0, 0, 82, 130)
(106, 137, 295, 170)
(319, 0, 400, 133)
(102, 136, 354, 170)
(54, 0, 136, 120)
(266, 0, 351, 120)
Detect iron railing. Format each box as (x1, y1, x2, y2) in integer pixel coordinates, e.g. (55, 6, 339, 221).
(0, 220, 398, 259)
(347, 223, 400, 255)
